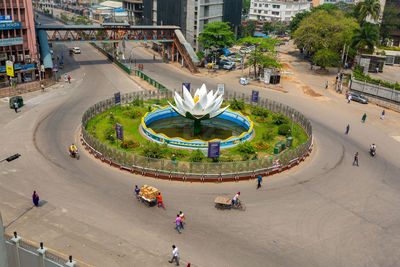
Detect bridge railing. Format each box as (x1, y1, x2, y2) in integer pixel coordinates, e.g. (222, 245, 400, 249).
(81, 90, 313, 181)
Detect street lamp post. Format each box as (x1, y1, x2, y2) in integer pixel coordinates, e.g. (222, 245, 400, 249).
(291, 113, 294, 132)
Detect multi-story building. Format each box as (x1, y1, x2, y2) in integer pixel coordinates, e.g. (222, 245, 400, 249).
(142, 0, 242, 51)
(0, 0, 38, 86)
(249, 0, 311, 22)
(382, 0, 400, 46)
(122, 0, 142, 24)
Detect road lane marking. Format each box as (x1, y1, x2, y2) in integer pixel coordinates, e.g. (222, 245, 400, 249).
(392, 136, 400, 142)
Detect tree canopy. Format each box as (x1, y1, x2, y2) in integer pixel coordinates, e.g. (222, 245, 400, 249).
(238, 37, 281, 77)
(198, 22, 235, 53)
(263, 22, 274, 34)
(351, 22, 379, 54)
(293, 10, 359, 55)
(313, 48, 340, 69)
(241, 20, 257, 37)
(358, 0, 381, 23)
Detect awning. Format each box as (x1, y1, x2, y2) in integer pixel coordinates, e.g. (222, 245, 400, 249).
(37, 30, 53, 69)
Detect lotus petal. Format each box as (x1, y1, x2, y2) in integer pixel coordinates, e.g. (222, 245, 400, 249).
(182, 87, 195, 109)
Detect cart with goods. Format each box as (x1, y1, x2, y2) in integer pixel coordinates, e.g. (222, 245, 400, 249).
(214, 196, 246, 211)
(139, 185, 159, 207)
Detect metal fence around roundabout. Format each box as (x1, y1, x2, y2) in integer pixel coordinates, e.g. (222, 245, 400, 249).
(81, 90, 313, 181)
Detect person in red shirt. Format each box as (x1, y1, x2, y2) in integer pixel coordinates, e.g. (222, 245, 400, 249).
(156, 192, 165, 208)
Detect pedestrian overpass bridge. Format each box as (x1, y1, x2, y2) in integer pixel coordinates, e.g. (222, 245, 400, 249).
(36, 23, 199, 73)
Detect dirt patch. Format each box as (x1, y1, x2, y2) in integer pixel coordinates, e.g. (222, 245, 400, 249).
(247, 81, 288, 93)
(281, 63, 293, 70)
(301, 85, 322, 97)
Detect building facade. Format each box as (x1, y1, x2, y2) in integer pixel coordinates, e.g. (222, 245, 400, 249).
(0, 0, 38, 86)
(249, 0, 311, 22)
(122, 0, 142, 24)
(142, 0, 242, 51)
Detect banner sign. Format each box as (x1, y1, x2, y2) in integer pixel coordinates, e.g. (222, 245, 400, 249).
(208, 141, 220, 158)
(251, 90, 259, 103)
(0, 22, 21, 30)
(182, 83, 190, 93)
(217, 83, 224, 95)
(0, 15, 12, 22)
(114, 92, 121, 106)
(0, 37, 23, 47)
(6, 60, 13, 77)
(116, 123, 123, 141)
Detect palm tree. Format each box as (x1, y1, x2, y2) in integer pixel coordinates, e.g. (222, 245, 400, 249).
(351, 23, 379, 54)
(358, 0, 381, 23)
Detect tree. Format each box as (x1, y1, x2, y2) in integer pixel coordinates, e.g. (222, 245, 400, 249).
(351, 22, 379, 54)
(273, 21, 288, 35)
(198, 22, 235, 54)
(293, 10, 359, 55)
(238, 37, 280, 77)
(289, 11, 310, 34)
(242, 20, 257, 37)
(358, 0, 381, 23)
(313, 48, 340, 69)
(263, 22, 274, 34)
(242, 0, 251, 15)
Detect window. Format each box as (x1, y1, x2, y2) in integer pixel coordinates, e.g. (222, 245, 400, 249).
(272, 11, 279, 15)
(265, 4, 268, 7)
(272, 5, 280, 8)
(258, 9, 261, 13)
(264, 10, 268, 14)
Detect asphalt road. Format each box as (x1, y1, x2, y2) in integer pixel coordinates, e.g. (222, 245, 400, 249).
(1, 13, 400, 267)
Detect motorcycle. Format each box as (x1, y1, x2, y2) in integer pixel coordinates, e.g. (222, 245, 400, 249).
(69, 148, 80, 160)
(370, 147, 376, 157)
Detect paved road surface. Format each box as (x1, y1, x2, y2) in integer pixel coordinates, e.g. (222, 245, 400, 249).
(1, 13, 400, 267)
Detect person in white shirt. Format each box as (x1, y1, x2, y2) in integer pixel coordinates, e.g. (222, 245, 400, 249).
(232, 192, 240, 208)
(168, 245, 179, 265)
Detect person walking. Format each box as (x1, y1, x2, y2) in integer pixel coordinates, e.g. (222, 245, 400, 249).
(67, 75, 71, 84)
(156, 192, 165, 208)
(64, 73, 68, 82)
(179, 211, 185, 229)
(257, 175, 262, 189)
(168, 245, 179, 265)
(13, 101, 18, 113)
(134, 185, 140, 201)
(345, 124, 350, 135)
(347, 94, 352, 103)
(175, 215, 182, 234)
(353, 152, 359, 166)
(32, 191, 39, 207)
(325, 81, 328, 89)
(380, 110, 385, 120)
(361, 113, 367, 123)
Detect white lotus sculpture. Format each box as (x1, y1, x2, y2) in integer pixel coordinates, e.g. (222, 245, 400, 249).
(168, 84, 229, 121)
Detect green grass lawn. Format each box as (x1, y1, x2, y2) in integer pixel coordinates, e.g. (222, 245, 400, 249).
(86, 98, 309, 162)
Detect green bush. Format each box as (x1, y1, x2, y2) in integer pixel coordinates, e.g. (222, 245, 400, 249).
(230, 98, 245, 111)
(251, 106, 269, 117)
(109, 135, 115, 144)
(131, 97, 144, 106)
(262, 130, 275, 141)
(120, 140, 140, 149)
(237, 141, 256, 155)
(272, 114, 289, 125)
(142, 142, 165, 158)
(189, 149, 205, 162)
(278, 124, 290, 136)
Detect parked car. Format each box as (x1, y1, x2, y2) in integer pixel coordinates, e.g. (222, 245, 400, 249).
(222, 61, 236, 70)
(346, 92, 369, 104)
(218, 59, 233, 67)
(72, 47, 81, 54)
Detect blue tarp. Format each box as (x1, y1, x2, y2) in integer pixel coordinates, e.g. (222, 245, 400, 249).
(253, 33, 269, 38)
(113, 9, 126, 12)
(222, 48, 231, 56)
(37, 30, 53, 69)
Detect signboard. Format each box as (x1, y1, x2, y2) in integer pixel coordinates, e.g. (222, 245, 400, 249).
(0, 37, 23, 47)
(0, 22, 22, 30)
(53, 66, 58, 72)
(182, 83, 190, 93)
(114, 92, 121, 105)
(217, 83, 224, 95)
(116, 123, 123, 141)
(251, 90, 259, 103)
(0, 15, 12, 22)
(6, 60, 13, 77)
(208, 141, 220, 158)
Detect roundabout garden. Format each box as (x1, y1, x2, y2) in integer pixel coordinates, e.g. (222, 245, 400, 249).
(81, 88, 312, 181)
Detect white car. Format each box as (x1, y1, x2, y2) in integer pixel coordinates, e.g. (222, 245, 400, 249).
(72, 47, 81, 54)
